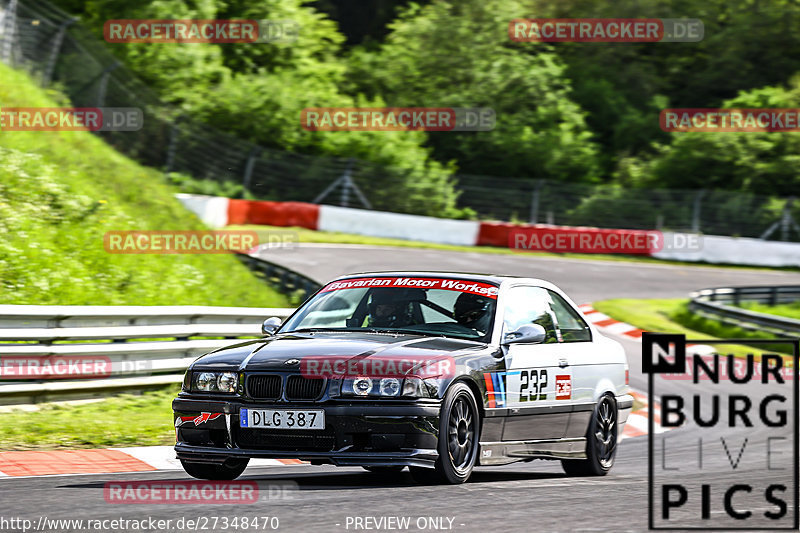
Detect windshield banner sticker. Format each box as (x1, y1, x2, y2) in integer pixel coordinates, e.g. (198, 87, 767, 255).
(321, 277, 499, 298)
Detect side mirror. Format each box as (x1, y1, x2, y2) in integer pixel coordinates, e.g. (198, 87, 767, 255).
(261, 316, 282, 336)
(502, 324, 546, 345)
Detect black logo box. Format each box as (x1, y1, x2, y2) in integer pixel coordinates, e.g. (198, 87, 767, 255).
(644, 334, 800, 531)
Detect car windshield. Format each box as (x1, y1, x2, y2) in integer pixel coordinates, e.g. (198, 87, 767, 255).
(280, 276, 498, 341)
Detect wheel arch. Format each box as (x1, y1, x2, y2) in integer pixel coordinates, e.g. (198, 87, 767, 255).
(592, 378, 618, 403)
(447, 376, 485, 419)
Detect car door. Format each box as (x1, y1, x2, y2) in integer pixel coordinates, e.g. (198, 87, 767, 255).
(500, 286, 571, 441)
(546, 289, 599, 439)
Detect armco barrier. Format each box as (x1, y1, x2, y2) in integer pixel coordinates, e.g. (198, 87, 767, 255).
(0, 305, 295, 405)
(689, 285, 800, 335)
(0, 251, 322, 406)
(653, 232, 800, 267)
(175, 193, 229, 228)
(227, 199, 319, 229)
(480, 222, 657, 254)
(317, 205, 480, 246)
(477, 221, 515, 247)
(176, 195, 800, 267)
(235, 253, 322, 301)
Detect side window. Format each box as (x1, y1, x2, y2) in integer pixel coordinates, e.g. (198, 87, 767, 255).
(548, 290, 592, 343)
(502, 287, 558, 343)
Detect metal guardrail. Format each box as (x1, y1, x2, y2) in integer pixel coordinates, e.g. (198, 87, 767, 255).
(0, 305, 296, 405)
(235, 252, 321, 303)
(0, 238, 322, 406)
(689, 286, 800, 335)
(0, 254, 322, 405)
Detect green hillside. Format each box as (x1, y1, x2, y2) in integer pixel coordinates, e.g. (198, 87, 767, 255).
(0, 63, 287, 306)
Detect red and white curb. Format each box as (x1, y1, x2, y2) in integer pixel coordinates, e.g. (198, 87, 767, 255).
(578, 304, 645, 339)
(620, 390, 668, 441)
(579, 304, 716, 357)
(0, 447, 302, 478)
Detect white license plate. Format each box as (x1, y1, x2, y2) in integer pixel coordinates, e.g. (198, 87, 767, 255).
(239, 408, 325, 430)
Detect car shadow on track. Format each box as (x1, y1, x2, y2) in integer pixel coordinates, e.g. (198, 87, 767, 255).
(57, 468, 570, 492)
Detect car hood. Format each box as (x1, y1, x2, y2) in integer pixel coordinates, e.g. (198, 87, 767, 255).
(192, 332, 487, 371)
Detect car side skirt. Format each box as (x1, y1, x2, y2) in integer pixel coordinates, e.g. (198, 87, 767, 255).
(477, 437, 588, 465)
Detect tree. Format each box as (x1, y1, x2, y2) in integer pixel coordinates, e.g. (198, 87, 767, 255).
(345, 0, 601, 182)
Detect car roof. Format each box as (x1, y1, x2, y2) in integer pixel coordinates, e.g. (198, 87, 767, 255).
(328, 271, 555, 288)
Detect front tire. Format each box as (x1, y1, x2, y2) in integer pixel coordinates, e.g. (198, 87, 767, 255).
(410, 382, 480, 484)
(181, 458, 249, 480)
(562, 394, 618, 476)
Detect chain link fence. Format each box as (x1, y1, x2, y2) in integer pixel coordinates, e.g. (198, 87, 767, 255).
(1, 0, 798, 240)
(457, 175, 800, 239)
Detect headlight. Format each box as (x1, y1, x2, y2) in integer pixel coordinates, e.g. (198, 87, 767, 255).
(339, 376, 429, 398)
(195, 372, 216, 391)
(379, 378, 401, 397)
(217, 372, 238, 393)
(192, 371, 238, 393)
(402, 377, 428, 397)
(352, 376, 372, 396)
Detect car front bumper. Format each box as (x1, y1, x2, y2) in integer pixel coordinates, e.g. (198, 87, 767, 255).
(173, 397, 442, 468)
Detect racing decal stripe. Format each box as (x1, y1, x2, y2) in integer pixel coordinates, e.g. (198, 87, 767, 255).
(498, 372, 507, 407)
(483, 372, 496, 408)
(491, 372, 506, 408)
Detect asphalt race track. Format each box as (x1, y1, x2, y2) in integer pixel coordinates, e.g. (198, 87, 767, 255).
(2, 246, 798, 532)
(255, 243, 800, 303)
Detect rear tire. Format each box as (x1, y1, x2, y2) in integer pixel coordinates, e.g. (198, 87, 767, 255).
(410, 382, 480, 484)
(181, 458, 249, 480)
(561, 394, 618, 476)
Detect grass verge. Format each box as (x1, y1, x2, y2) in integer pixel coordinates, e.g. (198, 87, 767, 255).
(593, 298, 794, 358)
(0, 63, 287, 307)
(738, 301, 800, 321)
(0, 387, 178, 450)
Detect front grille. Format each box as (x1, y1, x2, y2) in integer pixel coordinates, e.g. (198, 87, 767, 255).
(285, 375, 325, 401)
(247, 375, 281, 400)
(237, 427, 337, 451)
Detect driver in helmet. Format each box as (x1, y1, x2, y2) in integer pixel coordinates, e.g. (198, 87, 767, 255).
(454, 292, 493, 334)
(366, 289, 412, 328)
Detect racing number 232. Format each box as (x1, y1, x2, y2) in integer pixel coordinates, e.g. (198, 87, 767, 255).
(519, 369, 547, 401)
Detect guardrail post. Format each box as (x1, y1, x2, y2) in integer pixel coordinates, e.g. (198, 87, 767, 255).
(733, 287, 740, 306)
(165, 117, 181, 174)
(529, 179, 543, 224)
(42, 17, 76, 85)
(242, 146, 260, 192)
(0, 0, 18, 64)
(691, 190, 706, 233)
(781, 197, 798, 242)
(770, 286, 778, 306)
(95, 61, 120, 107)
